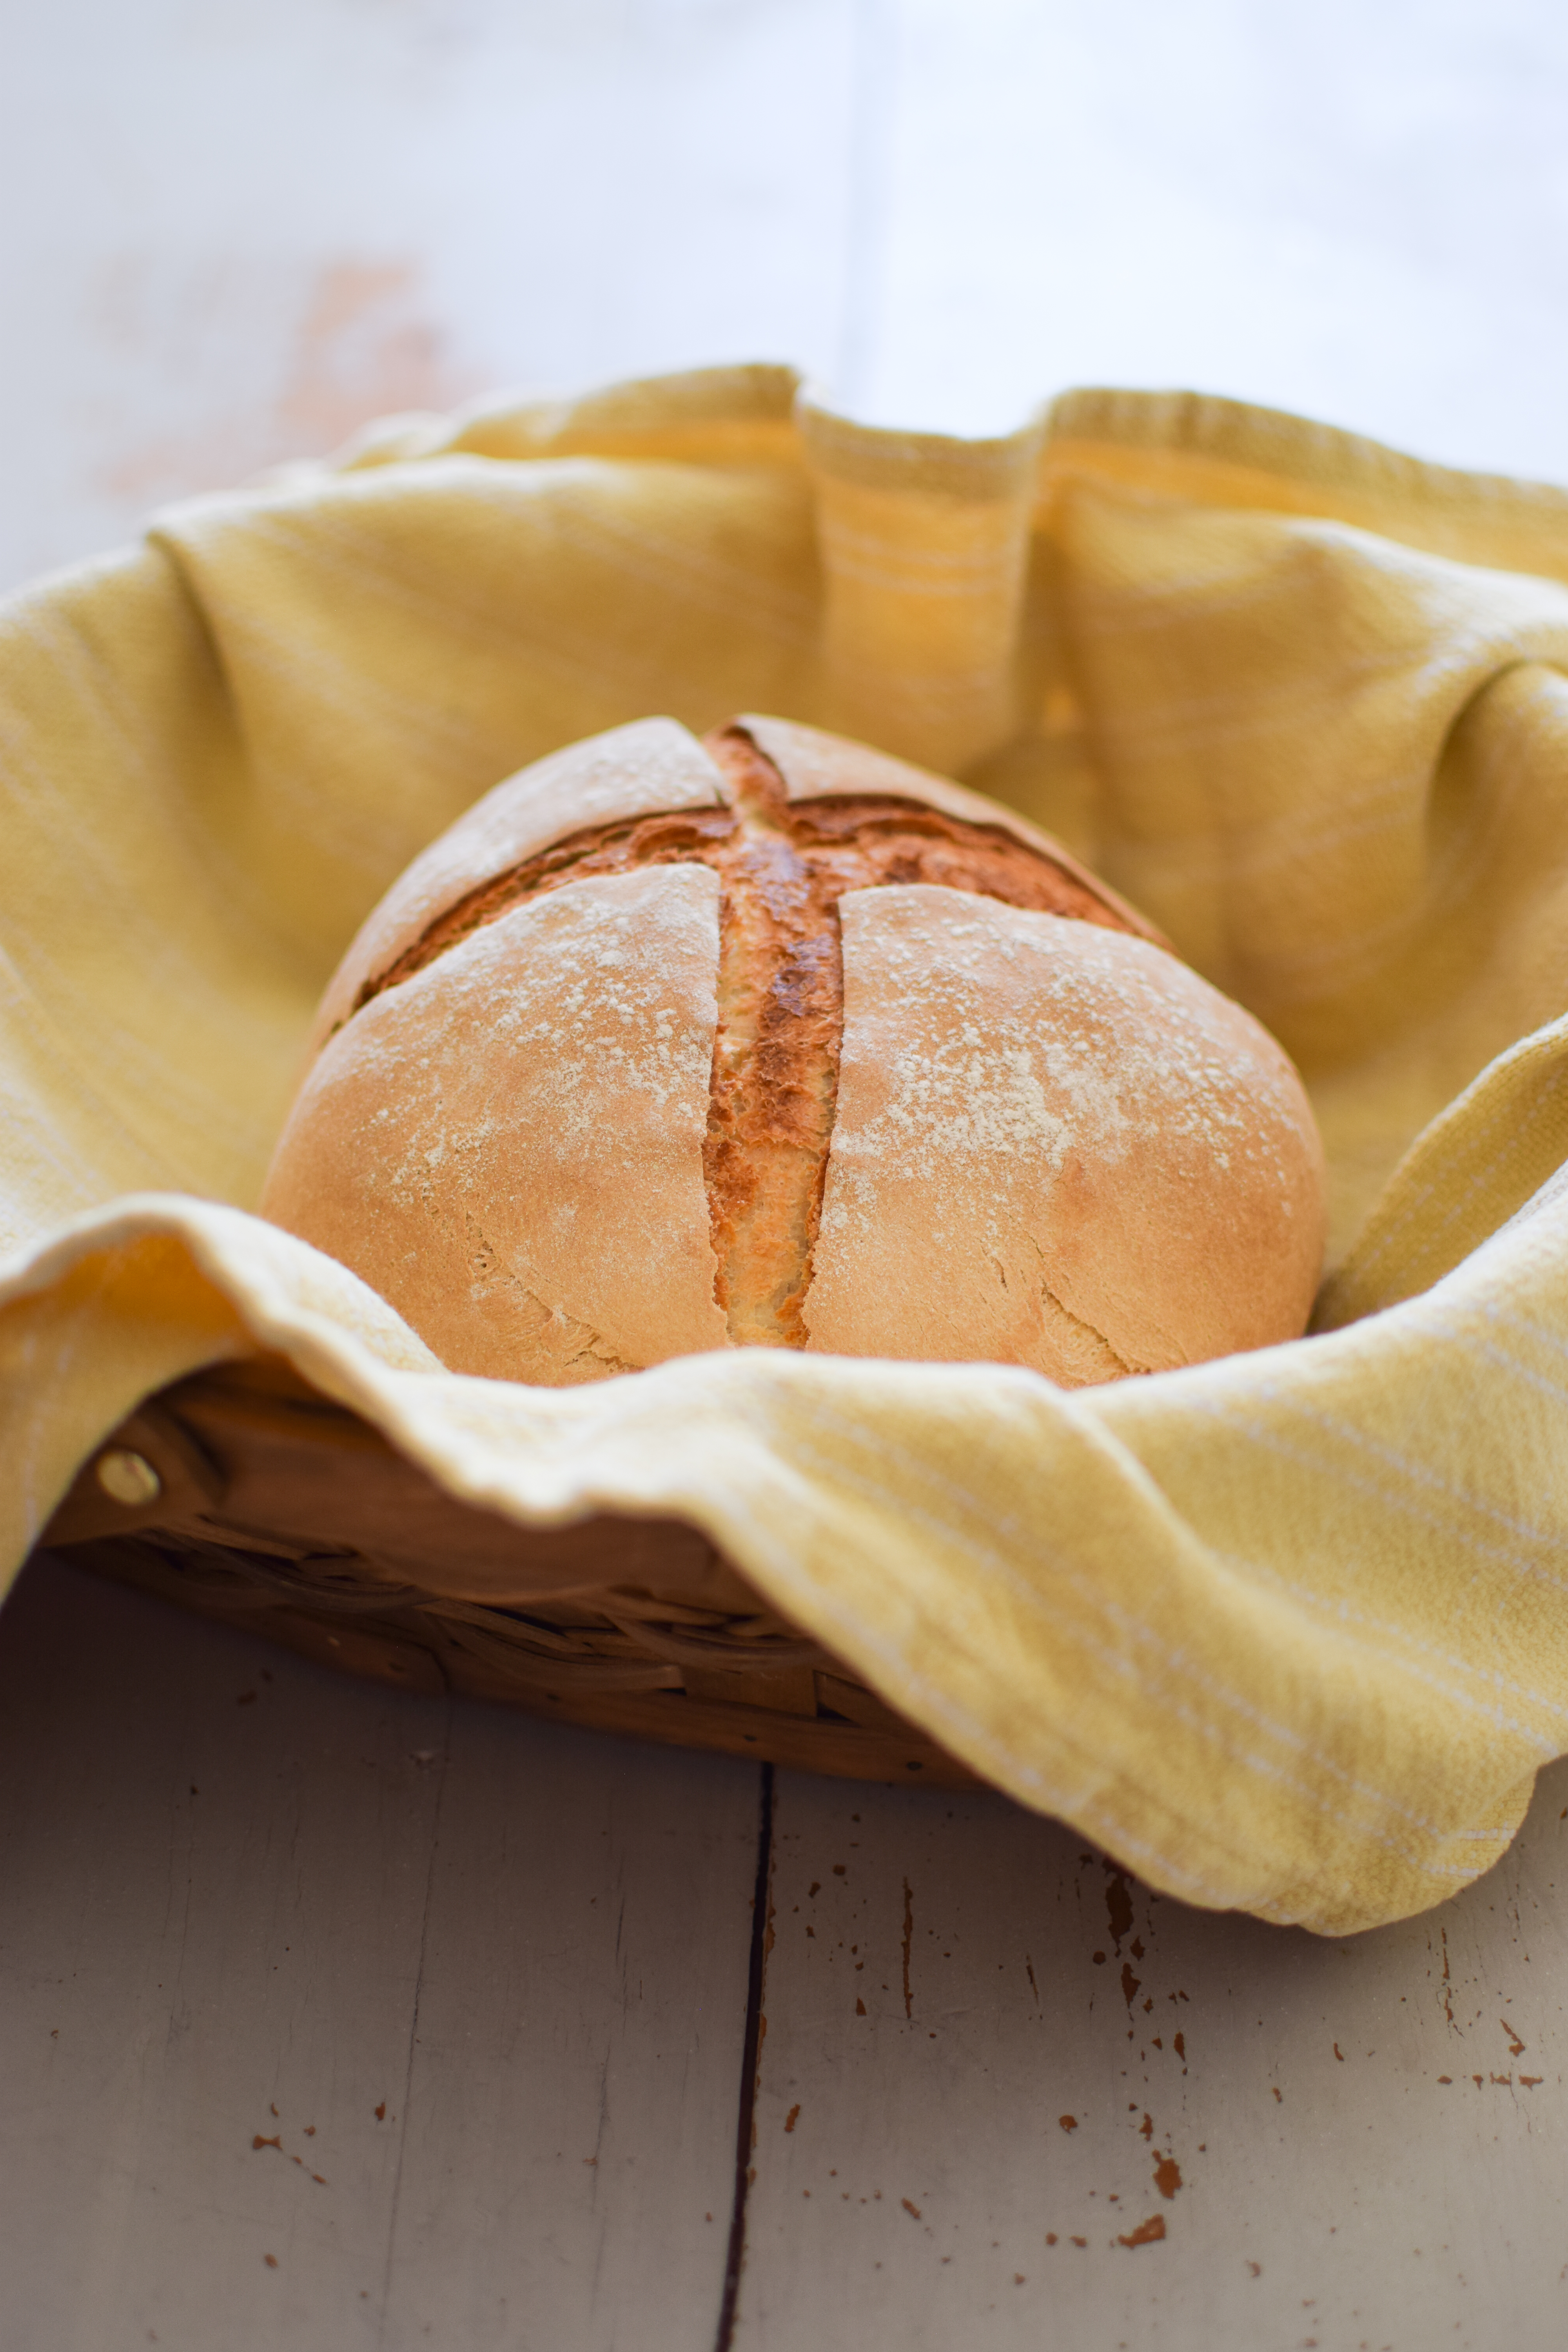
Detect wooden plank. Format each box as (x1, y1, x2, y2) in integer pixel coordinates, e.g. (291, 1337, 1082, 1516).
(736, 1759, 1568, 2350)
(0, 1554, 759, 2352)
(374, 1690, 754, 2351)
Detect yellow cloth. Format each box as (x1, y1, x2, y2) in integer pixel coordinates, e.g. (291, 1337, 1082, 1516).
(9, 365, 1568, 1936)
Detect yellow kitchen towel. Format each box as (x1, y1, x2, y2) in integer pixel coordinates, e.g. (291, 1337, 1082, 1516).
(7, 363, 1568, 1935)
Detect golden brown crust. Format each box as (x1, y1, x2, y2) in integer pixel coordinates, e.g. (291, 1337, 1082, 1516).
(265, 866, 729, 1379)
(731, 712, 1168, 947)
(264, 715, 1326, 1388)
(321, 722, 1159, 1348)
(308, 717, 727, 1056)
(696, 731, 842, 1346)
(802, 889, 1326, 1375)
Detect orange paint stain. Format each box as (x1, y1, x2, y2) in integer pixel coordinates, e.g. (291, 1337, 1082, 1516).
(1118, 2214, 1167, 2248)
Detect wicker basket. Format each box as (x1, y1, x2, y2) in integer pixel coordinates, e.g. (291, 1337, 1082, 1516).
(41, 1357, 977, 1787)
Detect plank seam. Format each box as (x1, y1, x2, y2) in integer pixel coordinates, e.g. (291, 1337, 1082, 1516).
(714, 1762, 775, 2352)
(374, 1689, 454, 2343)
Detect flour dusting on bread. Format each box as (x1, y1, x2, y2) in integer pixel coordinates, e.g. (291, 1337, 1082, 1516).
(261, 715, 1326, 1386)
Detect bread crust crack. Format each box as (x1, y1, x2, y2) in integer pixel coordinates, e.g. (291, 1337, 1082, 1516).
(1031, 1248, 1149, 1384)
(466, 1211, 642, 1378)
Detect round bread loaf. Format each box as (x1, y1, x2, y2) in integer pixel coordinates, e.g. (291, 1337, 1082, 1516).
(261, 715, 1327, 1387)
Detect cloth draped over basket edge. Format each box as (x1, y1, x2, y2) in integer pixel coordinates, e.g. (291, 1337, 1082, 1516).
(8, 363, 1568, 1935)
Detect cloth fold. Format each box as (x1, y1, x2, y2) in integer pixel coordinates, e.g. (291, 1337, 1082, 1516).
(7, 364, 1568, 1933)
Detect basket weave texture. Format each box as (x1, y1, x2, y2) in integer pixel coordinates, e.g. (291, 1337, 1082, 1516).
(11, 366, 1568, 1931)
(44, 1356, 975, 1786)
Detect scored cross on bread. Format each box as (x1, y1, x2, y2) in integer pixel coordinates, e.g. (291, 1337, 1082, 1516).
(262, 716, 1326, 1387)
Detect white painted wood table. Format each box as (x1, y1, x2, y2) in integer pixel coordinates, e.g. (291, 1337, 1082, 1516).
(10, 5, 1568, 2346)
(5, 1553, 1566, 2350)
(10, 0, 1568, 597)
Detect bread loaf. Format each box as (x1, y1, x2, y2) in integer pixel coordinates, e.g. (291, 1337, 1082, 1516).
(261, 715, 1327, 1387)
